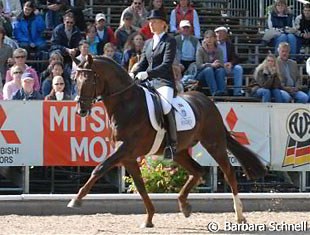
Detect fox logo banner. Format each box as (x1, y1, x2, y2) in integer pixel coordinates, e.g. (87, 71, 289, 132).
(283, 109, 310, 167)
(271, 105, 310, 171)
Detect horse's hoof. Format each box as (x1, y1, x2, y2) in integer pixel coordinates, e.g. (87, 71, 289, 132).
(181, 204, 192, 218)
(67, 199, 82, 208)
(140, 222, 154, 228)
(237, 217, 247, 224)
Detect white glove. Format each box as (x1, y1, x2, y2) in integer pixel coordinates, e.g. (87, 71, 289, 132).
(136, 71, 148, 81)
(128, 72, 135, 79)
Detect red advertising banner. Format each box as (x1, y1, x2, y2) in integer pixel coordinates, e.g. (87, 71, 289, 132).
(43, 102, 112, 166)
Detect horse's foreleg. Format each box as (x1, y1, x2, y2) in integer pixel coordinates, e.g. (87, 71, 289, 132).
(174, 150, 204, 218)
(68, 143, 127, 208)
(123, 159, 155, 228)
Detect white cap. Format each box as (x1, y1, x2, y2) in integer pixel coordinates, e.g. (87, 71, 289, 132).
(214, 26, 228, 33)
(95, 13, 106, 22)
(179, 20, 191, 28)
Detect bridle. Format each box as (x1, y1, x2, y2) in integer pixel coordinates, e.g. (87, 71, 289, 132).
(76, 68, 98, 109)
(76, 68, 136, 108)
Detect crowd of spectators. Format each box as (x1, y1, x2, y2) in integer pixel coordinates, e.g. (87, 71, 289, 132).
(0, 0, 308, 103)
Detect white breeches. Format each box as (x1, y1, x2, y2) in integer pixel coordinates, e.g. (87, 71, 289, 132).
(157, 86, 174, 114)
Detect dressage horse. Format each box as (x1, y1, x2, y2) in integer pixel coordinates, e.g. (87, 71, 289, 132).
(68, 55, 266, 228)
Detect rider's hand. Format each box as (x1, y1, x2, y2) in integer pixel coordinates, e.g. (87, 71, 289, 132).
(129, 72, 135, 79)
(136, 72, 148, 81)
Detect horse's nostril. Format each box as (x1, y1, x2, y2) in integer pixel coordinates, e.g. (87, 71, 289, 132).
(79, 110, 88, 117)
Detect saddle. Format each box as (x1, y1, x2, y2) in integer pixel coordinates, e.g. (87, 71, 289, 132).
(139, 82, 196, 132)
(142, 83, 165, 129)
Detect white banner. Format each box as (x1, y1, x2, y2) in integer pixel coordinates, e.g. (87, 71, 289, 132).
(0, 101, 308, 172)
(270, 104, 310, 171)
(0, 101, 43, 166)
(193, 103, 270, 166)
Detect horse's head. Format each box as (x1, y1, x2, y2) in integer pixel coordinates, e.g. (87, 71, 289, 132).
(75, 54, 97, 117)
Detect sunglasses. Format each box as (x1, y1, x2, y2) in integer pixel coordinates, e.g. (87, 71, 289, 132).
(54, 83, 64, 86)
(15, 56, 26, 59)
(13, 71, 23, 74)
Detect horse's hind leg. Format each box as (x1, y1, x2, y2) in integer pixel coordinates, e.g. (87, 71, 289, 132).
(202, 142, 246, 223)
(123, 159, 155, 228)
(174, 150, 204, 218)
(68, 143, 128, 208)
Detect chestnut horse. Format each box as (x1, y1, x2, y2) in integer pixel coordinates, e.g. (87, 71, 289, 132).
(68, 55, 266, 228)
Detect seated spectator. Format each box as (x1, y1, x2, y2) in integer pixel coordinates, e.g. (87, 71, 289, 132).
(5, 48, 40, 91)
(45, 75, 71, 100)
(1, 0, 22, 22)
(276, 42, 309, 103)
(4, 35, 19, 50)
(95, 13, 117, 55)
(115, 11, 137, 51)
(265, 0, 297, 55)
(85, 23, 100, 55)
(215, 26, 244, 96)
(12, 72, 43, 100)
(251, 53, 284, 102)
(13, 1, 47, 59)
(40, 51, 64, 84)
(45, 0, 65, 30)
(0, 26, 13, 89)
(175, 20, 200, 72)
(2, 65, 23, 100)
(169, 0, 201, 39)
(71, 39, 89, 77)
(139, 20, 153, 40)
(139, 0, 167, 40)
(63, 0, 86, 31)
(41, 61, 66, 97)
(121, 32, 145, 71)
(294, 3, 310, 54)
(194, 30, 226, 96)
(120, 0, 148, 29)
(95, 13, 117, 54)
(103, 43, 122, 64)
(50, 11, 82, 68)
(71, 39, 90, 96)
(0, 2, 13, 37)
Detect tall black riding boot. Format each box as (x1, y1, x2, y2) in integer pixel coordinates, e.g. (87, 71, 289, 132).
(163, 110, 177, 159)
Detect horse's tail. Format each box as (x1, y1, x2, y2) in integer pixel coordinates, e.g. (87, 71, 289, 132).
(226, 129, 267, 180)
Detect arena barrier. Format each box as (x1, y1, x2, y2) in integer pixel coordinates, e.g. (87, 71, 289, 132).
(0, 193, 309, 215)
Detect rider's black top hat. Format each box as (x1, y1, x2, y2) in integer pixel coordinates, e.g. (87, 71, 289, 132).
(147, 10, 167, 23)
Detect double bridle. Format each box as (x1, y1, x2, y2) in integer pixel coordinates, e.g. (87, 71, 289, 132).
(76, 68, 136, 107)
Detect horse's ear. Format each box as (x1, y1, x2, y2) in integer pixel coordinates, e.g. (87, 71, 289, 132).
(85, 54, 93, 69)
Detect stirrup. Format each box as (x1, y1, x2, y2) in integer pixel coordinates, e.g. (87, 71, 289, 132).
(163, 145, 176, 159)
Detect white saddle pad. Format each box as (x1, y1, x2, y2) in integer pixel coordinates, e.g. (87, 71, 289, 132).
(142, 87, 196, 132)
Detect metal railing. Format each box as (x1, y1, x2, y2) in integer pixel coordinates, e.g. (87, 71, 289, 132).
(230, 0, 304, 18)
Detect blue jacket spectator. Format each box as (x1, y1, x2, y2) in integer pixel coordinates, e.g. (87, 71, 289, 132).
(50, 11, 82, 67)
(13, 1, 47, 53)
